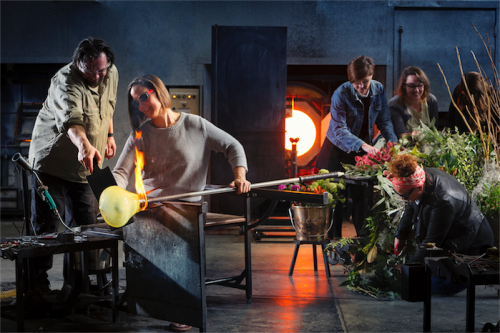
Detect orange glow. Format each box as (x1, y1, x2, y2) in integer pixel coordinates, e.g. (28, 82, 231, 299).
(285, 110, 316, 156)
(134, 130, 148, 210)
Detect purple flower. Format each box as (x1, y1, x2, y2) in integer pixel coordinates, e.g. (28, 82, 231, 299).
(278, 184, 286, 190)
(290, 184, 300, 191)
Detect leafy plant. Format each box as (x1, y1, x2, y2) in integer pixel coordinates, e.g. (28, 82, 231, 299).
(279, 168, 345, 208)
(476, 183, 500, 218)
(331, 121, 499, 299)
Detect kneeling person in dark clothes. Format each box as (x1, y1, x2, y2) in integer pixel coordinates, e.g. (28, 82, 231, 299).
(388, 154, 494, 295)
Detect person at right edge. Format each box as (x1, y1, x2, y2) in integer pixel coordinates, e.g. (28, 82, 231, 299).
(388, 154, 494, 295)
(316, 55, 398, 239)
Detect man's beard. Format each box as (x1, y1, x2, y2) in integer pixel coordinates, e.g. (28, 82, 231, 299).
(85, 77, 102, 88)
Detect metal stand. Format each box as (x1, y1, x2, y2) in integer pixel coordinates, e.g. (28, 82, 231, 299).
(288, 238, 331, 277)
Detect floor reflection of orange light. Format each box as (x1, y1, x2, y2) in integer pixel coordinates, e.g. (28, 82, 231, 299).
(285, 110, 316, 156)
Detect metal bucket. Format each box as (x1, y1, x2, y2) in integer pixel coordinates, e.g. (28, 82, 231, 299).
(289, 206, 333, 241)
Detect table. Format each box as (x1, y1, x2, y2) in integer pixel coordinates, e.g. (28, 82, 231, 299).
(1, 234, 119, 332)
(424, 256, 499, 332)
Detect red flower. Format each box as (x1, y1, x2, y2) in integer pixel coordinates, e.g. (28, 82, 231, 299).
(382, 154, 392, 161)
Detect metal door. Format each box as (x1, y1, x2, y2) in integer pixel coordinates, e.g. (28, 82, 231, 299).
(394, 8, 496, 112)
(210, 25, 287, 215)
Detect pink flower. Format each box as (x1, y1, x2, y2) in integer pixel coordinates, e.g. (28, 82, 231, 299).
(355, 156, 362, 162)
(290, 184, 300, 191)
(362, 155, 370, 164)
(387, 141, 393, 148)
(278, 184, 286, 191)
(382, 154, 391, 161)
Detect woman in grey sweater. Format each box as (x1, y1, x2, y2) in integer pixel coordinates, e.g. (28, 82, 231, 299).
(113, 74, 251, 202)
(113, 74, 250, 332)
(388, 66, 438, 139)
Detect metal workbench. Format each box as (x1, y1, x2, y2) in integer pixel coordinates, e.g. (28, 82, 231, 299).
(1, 233, 119, 332)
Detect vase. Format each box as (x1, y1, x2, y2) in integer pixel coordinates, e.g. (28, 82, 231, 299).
(289, 206, 333, 241)
(486, 214, 499, 248)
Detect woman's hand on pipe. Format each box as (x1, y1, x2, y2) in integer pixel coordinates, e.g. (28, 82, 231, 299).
(230, 166, 251, 194)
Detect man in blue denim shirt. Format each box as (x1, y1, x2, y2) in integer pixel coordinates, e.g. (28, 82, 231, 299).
(317, 55, 397, 238)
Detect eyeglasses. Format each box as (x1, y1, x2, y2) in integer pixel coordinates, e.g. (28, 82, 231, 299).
(395, 187, 416, 200)
(78, 63, 110, 75)
(131, 89, 154, 109)
(405, 83, 424, 90)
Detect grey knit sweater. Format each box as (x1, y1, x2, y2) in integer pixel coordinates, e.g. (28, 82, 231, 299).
(112, 112, 248, 202)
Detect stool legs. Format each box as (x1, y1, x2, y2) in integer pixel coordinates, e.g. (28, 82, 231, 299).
(313, 244, 318, 271)
(289, 240, 331, 277)
(321, 243, 331, 278)
(289, 243, 301, 276)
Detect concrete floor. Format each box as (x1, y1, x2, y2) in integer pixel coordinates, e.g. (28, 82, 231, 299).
(1, 218, 499, 332)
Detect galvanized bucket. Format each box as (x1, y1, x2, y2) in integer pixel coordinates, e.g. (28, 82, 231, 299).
(289, 206, 333, 241)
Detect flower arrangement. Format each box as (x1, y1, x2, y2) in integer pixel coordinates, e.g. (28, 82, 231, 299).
(341, 141, 403, 179)
(331, 26, 500, 299)
(279, 168, 346, 208)
(334, 121, 499, 299)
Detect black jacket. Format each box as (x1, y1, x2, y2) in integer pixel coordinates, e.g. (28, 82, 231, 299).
(394, 168, 486, 263)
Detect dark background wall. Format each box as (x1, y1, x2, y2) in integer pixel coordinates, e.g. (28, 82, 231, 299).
(1, 0, 498, 190)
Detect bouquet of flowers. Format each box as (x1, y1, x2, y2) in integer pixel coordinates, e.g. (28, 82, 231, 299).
(279, 168, 345, 208)
(342, 141, 402, 178)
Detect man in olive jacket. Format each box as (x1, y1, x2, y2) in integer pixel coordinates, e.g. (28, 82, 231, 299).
(28, 37, 118, 293)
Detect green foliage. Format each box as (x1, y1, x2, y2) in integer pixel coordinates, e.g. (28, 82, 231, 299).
(476, 182, 500, 218)
(279, 169, 345, 209)
(324, 237, 358, 255)
(335, 121, 499, 300)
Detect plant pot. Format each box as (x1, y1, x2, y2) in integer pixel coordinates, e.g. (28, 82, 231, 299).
(289, 206, 333, 241)
(486, 214, 499, 248)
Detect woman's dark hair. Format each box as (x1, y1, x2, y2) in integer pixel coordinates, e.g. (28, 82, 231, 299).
(127, 74, 172, 130)
(72, 37, 115, 68)
(347, 55, 375, 83)
(395, 66, 430, 104)
(455, 71, 491, 128)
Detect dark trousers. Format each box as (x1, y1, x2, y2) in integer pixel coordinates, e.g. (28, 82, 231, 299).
(29, 171, 96, 286)
(316, 138, 365, 238)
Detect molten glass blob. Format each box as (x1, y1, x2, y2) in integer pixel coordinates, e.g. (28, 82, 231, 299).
(99, 185, 141, 228)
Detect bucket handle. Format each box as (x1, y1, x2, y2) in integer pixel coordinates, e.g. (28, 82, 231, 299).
(288, 207, 334, 238)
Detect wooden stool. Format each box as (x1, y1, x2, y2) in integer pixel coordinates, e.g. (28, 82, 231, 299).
(288, 238, 331, 277)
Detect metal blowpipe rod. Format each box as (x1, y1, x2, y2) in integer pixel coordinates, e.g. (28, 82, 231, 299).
(146, 171, 345, 204)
